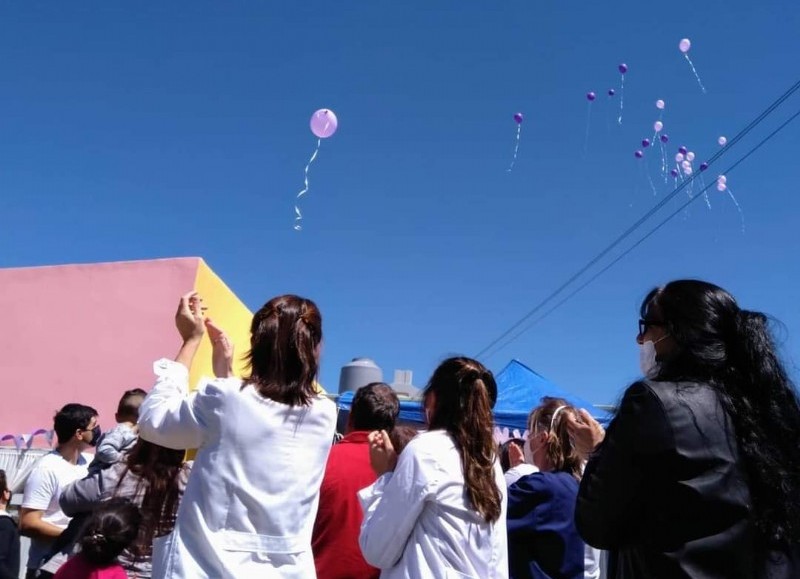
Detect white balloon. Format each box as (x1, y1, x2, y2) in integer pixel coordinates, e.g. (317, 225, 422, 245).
(675, 153, 685, 162)
(686, 151, 696, 161)
(717, 175, 727, 184)
(681, 160, 692, 169)
(718, 136, 728, 146)
(717, 182, 727, 192)
(654, 121, 664, 132)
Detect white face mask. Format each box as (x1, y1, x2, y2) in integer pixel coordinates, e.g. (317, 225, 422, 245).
(523, 438, 535, 465)
(639, 335, 667, 377)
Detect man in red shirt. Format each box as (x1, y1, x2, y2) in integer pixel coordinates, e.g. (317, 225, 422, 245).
(313, 383, 400, 579)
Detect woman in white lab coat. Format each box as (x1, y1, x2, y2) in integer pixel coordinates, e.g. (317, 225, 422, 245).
(138, 292, 337, 579)
(359, 357, 509, 579)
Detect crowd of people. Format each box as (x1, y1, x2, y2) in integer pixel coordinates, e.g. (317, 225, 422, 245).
(1, 279, 799, 579)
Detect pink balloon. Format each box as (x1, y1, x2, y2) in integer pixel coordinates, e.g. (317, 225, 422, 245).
(656, 99, 665, 110)
(717, 175, 727, 184)
(310, 109, 338, 139)
(681, 160, 691, 169)
(686, 151, 696, 162)
(684, 166, 694, 175)
(654, 121, 664, 132)
(679, 38, 691, 53)
(675, 153, 685, 162)
(717, 182, 727, 192)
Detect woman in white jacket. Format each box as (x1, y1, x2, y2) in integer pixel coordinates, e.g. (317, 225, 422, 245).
(359, 357, 509, 579)
(138, 292, 337, 579)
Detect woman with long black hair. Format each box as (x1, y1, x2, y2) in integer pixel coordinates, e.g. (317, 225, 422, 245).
(570, 279, 800, 578)
(359, 357, 508, 578)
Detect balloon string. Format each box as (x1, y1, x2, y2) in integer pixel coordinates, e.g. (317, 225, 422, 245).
(683, 54, 707, 93)
(645, 161, 658, 196)
(507, 124, 522, 172)
(699, 174, 712, 209)
(725, 186, 745, 232)
(294, 138, 322, 231)
(583, 102, 592, 155)
(617, 74, 625, 125)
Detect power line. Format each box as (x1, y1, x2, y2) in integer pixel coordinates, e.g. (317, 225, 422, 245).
(474, 78, 800, 360)
(481, 107, 800, 358)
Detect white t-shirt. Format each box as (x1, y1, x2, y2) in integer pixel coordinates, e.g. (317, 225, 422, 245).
(22, 450, 90, 570)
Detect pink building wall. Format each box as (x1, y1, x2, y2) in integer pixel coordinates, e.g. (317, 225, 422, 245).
(0, 258, 203, 441)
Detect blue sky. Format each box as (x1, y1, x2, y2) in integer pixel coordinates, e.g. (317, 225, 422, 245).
(2, 1, 799, 404)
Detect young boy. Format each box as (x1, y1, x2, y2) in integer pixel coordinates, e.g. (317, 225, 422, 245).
(90, 388, 147, 470)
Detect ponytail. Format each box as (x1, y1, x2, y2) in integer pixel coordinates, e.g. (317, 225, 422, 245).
(530, 398, 584, 479)
(425, 358, 502, 524)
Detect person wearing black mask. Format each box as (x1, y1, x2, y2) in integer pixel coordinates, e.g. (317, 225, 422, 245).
(20, 403, 99, 578)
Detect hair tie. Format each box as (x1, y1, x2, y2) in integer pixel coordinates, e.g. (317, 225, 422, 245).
(549, 405, 568, 432)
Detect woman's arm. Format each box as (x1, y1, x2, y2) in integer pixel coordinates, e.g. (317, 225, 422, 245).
(138, 293, 215, 450)
(358, 440, 437, 569)
(59, 470, 108, 516)
(575, 382, 673, 549)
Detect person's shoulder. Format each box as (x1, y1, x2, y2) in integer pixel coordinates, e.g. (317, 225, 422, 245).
(404, 430, 451, 455)
(311, 394, 337, 414)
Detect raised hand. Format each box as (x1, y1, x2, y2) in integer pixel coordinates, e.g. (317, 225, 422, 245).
(206, 318, 235, 378)
(175, 292, 206, 343)
(368, 430, 398, 476)
(565, 409, 606, 457)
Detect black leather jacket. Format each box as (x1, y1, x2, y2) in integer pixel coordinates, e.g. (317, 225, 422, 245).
(576, 380, 756, 578)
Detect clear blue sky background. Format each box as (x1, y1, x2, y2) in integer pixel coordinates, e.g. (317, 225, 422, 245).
(2, 1, 799, 405)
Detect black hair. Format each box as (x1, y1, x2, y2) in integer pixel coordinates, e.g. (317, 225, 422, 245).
(53, 404, 98, 445)
(349, 382, 400, 432)
(642, 279, 800, 550)
(116, 388, 148, 421)
(0, 469, 9, 502)
(79, 499, 142, 567)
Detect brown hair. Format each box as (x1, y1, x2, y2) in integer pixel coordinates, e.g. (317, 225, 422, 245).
(528, 397, 584, 480)
(116, 388, 148, 421)
(388, 425, 419, 455)
(118, 439, 185, 558)
(424, 357, 501, 523)
(243, 295, 322, 406)
(350, 383, 400, 432)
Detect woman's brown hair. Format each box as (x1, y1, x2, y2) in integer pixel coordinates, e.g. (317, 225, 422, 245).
(528, 397, 584, 480)
(424, 357, 501, 524)
(118, 439, 185, 558)
(243, 294, 322, 406)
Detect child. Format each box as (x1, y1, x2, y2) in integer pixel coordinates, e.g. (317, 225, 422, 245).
(0, 469, 20, 579)
(91, 389, 147, 470)
(53, 499, 141, 579)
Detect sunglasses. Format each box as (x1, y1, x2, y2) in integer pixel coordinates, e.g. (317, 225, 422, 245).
(638, 319, 665, 336)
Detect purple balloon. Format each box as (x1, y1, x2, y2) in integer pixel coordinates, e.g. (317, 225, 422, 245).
(513, 112, 523, 124)
(642, 138, 651, 148)
(700, 162, 709, 171)
(634, 150, 644, 159)
(670, 168, 679, 177)
(678, 146, 688, 155)
(310, 109, 338, 139)
(660, 134, 669, 143)
(608, 88, 616, 96)
(618, 63, 628, 74)
(587, 92, 596, 101)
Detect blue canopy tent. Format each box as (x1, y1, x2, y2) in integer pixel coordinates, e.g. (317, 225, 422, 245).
(336, 359, 612, 430)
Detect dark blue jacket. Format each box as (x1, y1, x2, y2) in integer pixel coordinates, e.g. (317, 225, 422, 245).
(507, 470, 586, 579)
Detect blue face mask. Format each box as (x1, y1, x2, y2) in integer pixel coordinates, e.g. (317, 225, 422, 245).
(88, 425, 102, 446)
